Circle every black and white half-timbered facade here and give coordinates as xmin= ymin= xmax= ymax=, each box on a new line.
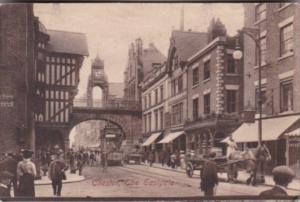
xmin=35 ymin=22 xmax=89 ymax=151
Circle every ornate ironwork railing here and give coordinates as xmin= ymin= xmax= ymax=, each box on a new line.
xmin=73 ymin=98 xmax=141 ymax=111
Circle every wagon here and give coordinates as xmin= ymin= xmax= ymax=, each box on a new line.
xmin=185 ymin=155 xmax=247 ymax=179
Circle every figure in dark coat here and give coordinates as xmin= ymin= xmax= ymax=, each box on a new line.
xmin=200 ymin=152 xmax=219 ymax=196
xmin=17 ymin=150 xmax=36 ymax=197
xmin=48 ymin=153 xmax=68 ymax=196
xmin=259 ymin=165 xmax=295 ymax=196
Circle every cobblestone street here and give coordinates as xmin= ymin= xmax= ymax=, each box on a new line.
xmin=35 ymin=165 xmax=300 ymax=197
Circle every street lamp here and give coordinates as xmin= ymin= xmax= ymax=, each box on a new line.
xmin=233 ymin=27 xmax=265 ymax=183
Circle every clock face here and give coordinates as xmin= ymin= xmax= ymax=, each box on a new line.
xmin=94 ymin=70 xmax=103 ymax=78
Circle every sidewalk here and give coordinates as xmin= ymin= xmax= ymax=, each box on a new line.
xmin=142 ymin=162 xmax=300 ymax=191
xmin=35 ymin=171 xmax=85 ymax=185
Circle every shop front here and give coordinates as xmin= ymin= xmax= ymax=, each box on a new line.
xmin=225 ymin=115 xmax=300 ymax=173
xmin=158 ymin=131 xmax=186 ymax=154
xmin=184 ymin=116 xmax=240 ymax=157
xmin=141 ymin=132 xmax=163 ymax=163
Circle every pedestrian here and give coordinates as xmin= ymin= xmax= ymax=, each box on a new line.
xmin=76 ymin=152 xmax=83 ymax=176
xmin=226 ymin=136 xmax=238 ymax=159
xmin=48 ymin=152 xmax=68 ymax=197
xmin=259 ymin=165 xmax=295 ymax=196
xmin=179 ymin=150 xmax=186 ymax=170
xmin=16 ymin=149 xmax=36 ymax=197
xmin=89 ymin=151 xmax=96 ymax=167
xmin=148 ymin=150 xmax=154 ymax=167
xmin=170 ymin=152 xmax=177 ymax=169
xmin=200 ymin=152 xmax=219 ymax=196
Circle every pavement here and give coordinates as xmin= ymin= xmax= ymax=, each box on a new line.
xmin=143 ymin=162 xmax=300 ymax=191
xmin=35 ymin=171 xmax=85 ymax=185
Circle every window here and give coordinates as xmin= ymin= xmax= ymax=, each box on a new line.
xmin=154 ymin=110 xmax=159 ymax=130
xmin=171 ymin=79 xmax=176 ymax=96
xmin=255 ymin=87 xmax=267 ymax=112
xmin=280 ymin=80 xmax=293 ymax=112
xmin=255 ymin=3 xmax=266 ymax=22
xmin=256 ymin=37 xmax=267 ymax=65
xmin=280 ymin=23 xmax=293 ymax=56
xmin=178 ymin=75 xmax=183 ymax=93
xmin=172 ymin=102 xmax=183 ymax=125
xmin=144 ymin=115 xmax=147 ymax=133
xmin=160 ymin=85 xmax=164 ymax=102
xmin=155 ymin=89 xmax=158 ymax=104
xmin=192 ymin=98 xmax=199 ymax=121
xmin=148 ymin=93 xmax=151 ymax=107
xmin=227 ymin=54 xmax=236 ymax=73
xmin=192 ymin=67 xmax=199 ymax=86
xmin=204 ymin=94 xmax=210 ymax=114
xmin=173 ymin=55 xmax=179 ymax=70
xmin=204 ymin=60 xmax=210 ymax=80
xmin=159 ymin=107 xmax=164 ymax=129
xmin=226 ymin=90 xmax=237 ymax=113
xmin=148 ymin=113 xmax=152 ymax=132
xmin=144 ymin=96 xmax=147 ymax=109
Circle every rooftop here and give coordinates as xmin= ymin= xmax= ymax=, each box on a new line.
xmin=170 ymin=30 xmax=208 ymax=62
xmin=47 ymin=29 xmax=89 ymax=56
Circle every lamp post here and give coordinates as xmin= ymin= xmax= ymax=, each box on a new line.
xmin=233 ymin=27 xmax=265 ymax=183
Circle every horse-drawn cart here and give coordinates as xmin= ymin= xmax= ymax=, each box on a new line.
xmin=185 ymin=155 xmax=248 ymax=179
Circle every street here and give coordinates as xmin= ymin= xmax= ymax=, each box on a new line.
xmin=35 ymin=164 xmax=300 ymax=197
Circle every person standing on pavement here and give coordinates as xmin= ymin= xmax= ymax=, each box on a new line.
xmin=17 ymin=149 xmax=36 ymax=197
xmin=200 ymin=152 xmax=219 ymax=196
xmin=148 ymin=150 xmax=154 ymax=167
xmin=48 ymin=152 xmax=68 ymax=197
xmin=259 ymin=165 xmax=295 ymax=196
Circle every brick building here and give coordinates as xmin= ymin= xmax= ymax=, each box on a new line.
xmin=0 ymin=4 xmax=37 ymax=153
xmin=141 ymin=64 xmax=168 ymax=162
xmin=185 ymin=19 xmax=243 ymax=156
xmin=123 ymin=40 xmax=165 ymax=103
xmin=0 ymin=4 xmax=89 ymax=156
xmin=157 ymin=29 xmax=208 ymax=153
xmin=231 ymin=3 xmax=300 ymax=172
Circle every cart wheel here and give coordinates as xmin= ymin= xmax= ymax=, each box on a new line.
xmin=186 ymin=164 xmax=194 ymax=178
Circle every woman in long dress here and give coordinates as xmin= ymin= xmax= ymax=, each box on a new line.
xmin=17 ymin=150 xmax=36 ymax=197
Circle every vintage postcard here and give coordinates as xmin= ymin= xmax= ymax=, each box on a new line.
xmin=0 ymin=1 xmax=299 ymax=201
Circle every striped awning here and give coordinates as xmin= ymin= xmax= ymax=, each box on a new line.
xmin=158 ymin=131 xmax=184 ymax=144
xmin=222 ymin=115 xmax=300 ymax=143
xmin=142 ymin=132 xmax=161 ymax=146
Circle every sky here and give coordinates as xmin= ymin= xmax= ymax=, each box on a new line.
xmin=34 ymin=3 xmax=244 ymax=99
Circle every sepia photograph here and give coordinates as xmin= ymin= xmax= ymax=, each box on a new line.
xmin=0 ymin=1 xmax=299 ymax=201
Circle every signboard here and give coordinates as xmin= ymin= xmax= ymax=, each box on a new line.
xmin=106 ymin=133 xmax=116 ymax=138
xmin=0 ymin=87 xmax=15 ymax=108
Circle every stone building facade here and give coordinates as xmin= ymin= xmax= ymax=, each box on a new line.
xmin=234 ymin=3 xmax=300 ymax=171
xmin=0 ymin=4 xmax=36 ymax=154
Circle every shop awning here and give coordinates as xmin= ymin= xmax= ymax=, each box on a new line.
xmin=142 ymin=132 xmax=161 ymax=146
xmin=223 ymin=115 xmax=300 ymax=143
xmin=286 ymin=128 xmax=300 ymax=137
xmin=158 ymin=131 xmax=184 ymax=144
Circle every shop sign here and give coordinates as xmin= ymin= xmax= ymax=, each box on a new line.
xmin=0 ymin=94 xmax=14 ymax=107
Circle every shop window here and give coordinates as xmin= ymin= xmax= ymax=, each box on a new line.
xmin=280 ymin=80 xmax=293 ymax=112
xmin=280 ymin=23 xmax=294 ymax=56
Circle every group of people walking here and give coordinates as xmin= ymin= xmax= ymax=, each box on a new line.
xmin=0 ymin=146 xmax=68 ymax=197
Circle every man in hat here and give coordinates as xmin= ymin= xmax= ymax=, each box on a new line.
xmin=259 ymin=165 xmax=295 ymax=196
xmin=200 ymin=151 xmax=219 ymax=196
xmin=17 ymin=149 xmax=36 ymax=197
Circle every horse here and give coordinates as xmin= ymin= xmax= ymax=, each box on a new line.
xmin=227 ymin=144 xmax=271 ymax=185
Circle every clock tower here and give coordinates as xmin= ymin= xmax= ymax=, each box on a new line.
xmin=87 ymin=54 xmax=109 ymax=107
